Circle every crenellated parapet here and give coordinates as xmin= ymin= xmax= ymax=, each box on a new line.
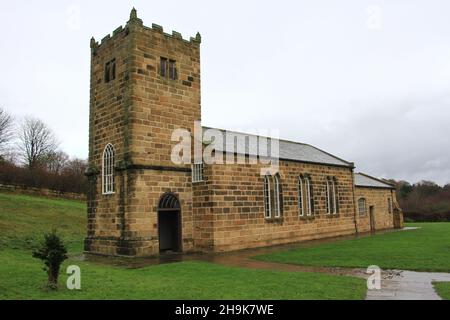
xmin=90 ymin=7 xmax=201 ymax=52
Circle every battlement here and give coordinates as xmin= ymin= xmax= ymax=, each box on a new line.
xmin=90 ymin=8 xmax=201 ymax=50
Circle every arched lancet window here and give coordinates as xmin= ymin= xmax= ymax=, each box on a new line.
xmin=304 ymin=176 xmax=314 ymax=216
xmin=263 ymin=175 xmax=271 ymax=219
xmin=326 ymin=178 xmax=331 ymax=214
xmin=358 ymin=198 xmax=366 ymax=216
xmin=102 ymin=144 xmax=115 ymax=195
xmin=298 ymin=176 xmax=304 ymax=216
xmin=273 ymin=174 xmax=282 ymax=218
xmin=326 ymin=177 xmax=339 ymax=214
xmin=263 ymin=174 xmax=282 ymax=219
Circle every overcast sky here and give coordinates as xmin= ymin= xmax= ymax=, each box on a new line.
xmin=1 ymin=0 xmax=450 ymax=185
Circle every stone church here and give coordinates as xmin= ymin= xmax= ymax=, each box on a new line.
xmin=84 ymin=9 xmax=403 ymax=257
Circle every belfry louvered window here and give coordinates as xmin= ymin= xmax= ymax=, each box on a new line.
xmin=104 ymin=58 xmax=116 ymax=83
xmin=102 ymin=144 xmax=115 ymax=195
xmin=160 ymin=57 xmax=177 ymax=80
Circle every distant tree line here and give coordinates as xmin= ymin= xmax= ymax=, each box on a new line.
xmin=388 ymin=180 xmax=450 ymax=222
xmin=0 ymin=107 xmax=87 ymax=194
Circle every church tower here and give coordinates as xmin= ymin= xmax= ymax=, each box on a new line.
xmin=85 ymin=8 xmax=202 ymax=256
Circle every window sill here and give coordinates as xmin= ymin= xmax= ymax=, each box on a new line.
xmin=157 ymin=75 xmax=178 ymax=83
xmin=265 ymin=217 xmax=283 ymax=224
xmin=102 ymin=192 xmax=115 ymax=196
xmin=299 ymin=215 xmax=315 ymax=220
xmin=325 ymin=213 xmax=340 ymax=218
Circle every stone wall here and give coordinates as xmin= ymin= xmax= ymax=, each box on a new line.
xmin=199 ymin=156 xmax=358 ymax=252
xmin=355 ymin=186 xmax=396 ymax=232
xmin=127 ymin=20 xmax=201 ymax=168
xmin=0 ymin=184 xmax=85 ymax=201
xmin=85 ymin=11 xmax=201 ymax=257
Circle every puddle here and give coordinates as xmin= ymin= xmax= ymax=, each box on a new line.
xmin=80 ymin=227 xmax=450 ymax=300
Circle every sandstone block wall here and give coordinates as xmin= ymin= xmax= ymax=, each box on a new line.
xmin=201 ymin=156 xmax=358 ymax=252
xmin=355 ymin=186 xmax=396 ymax=233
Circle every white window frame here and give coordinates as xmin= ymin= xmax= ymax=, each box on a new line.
xmin=326 ymin=177 xmax=338 ymax=215
xmin=263 ymin=175 xmax=272 ymax=219
xmin=332 ymin=179 xmax=337 ymax=214
xmin=102 ymin=143 xmax=115 ymax=195
xmin=273 ymin=175 xmax=281 ymax=218
xmin=192 ymin=163 xmax=203 ymax=183
xmin=298 ymin=176 xmax=304 ymax=216
xmin=305 ymin=177 xmax=312 ymax=216
xmin=358 ymin=198 xmax=366 ymax=216
xmin=326 ymin=179 xmax=332 ymax=214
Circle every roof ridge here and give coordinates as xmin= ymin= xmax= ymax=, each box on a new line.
xmin=201 ymin=126 xmax=353 ymax=166
xmin=355 ymin=172 xmax=396 ymax=188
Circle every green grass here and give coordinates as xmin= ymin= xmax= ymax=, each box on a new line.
xmin=0 ymin=193 xmax=86 ymax=252
xmin=255 ymin=223 xmax=450 ymax=272
xmin=0 ymin=192 xmax=366 ymax=300
xmin=0 ymin=249 xmax=365 ymax=300
xmin=434 ymin=282 xmax=450 ymax=300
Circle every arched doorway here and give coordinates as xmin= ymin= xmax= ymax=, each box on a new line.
xmin=157 ymin=193 xmax=182 ymax=253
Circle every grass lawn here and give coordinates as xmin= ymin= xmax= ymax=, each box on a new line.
xmin=0 ymin=193 xmax=86 ymax=252
xmin=255 ymin=223 xmax=450 ymax=272
xmin=0 ymin=192 xmax=366 ymax=300
xmin=0 ymin=249 xmax=365 ymax=300
xmin=434 ymin=282 xmax=450 ymax=300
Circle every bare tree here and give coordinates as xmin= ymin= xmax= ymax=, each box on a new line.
xmin=63 ymin=157 xmax=88 ymax=176
xmin=18 ymin=117 xmax=59 ymax=169
xmin=44 ymin=151 xmax=69 ymax=174
xmin=0 ymin=107 xmax=14 ymax=156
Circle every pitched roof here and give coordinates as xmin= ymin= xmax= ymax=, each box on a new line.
xmin=202 ymin=127 xmax=353 ymax=167
xmin=354 ymin=172 xmax=395 ymax=189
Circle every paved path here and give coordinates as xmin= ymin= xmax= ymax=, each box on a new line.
xmin=195 ymin=252 xmax=450 ymax=300
xmin=366 ymin=270 xmax=450 ymax=300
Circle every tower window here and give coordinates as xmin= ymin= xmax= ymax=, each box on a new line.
xmin=192 ymin=163 xmax=203 ymax=183
xmin=104 ymin=59 xmax=116 ymax=83
xmin=160 ymin=57 xmax=167 ymax=77
xmin=102 ymin=144 xmax=115 ymax=195
xmin=160 ymin=57 xmax=177 ymax=80
xmin=169 ymin=60 xmax=177 ymax=80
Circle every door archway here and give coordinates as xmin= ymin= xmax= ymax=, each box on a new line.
xmin=157 ymin=193 xmax=182 ymax=253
